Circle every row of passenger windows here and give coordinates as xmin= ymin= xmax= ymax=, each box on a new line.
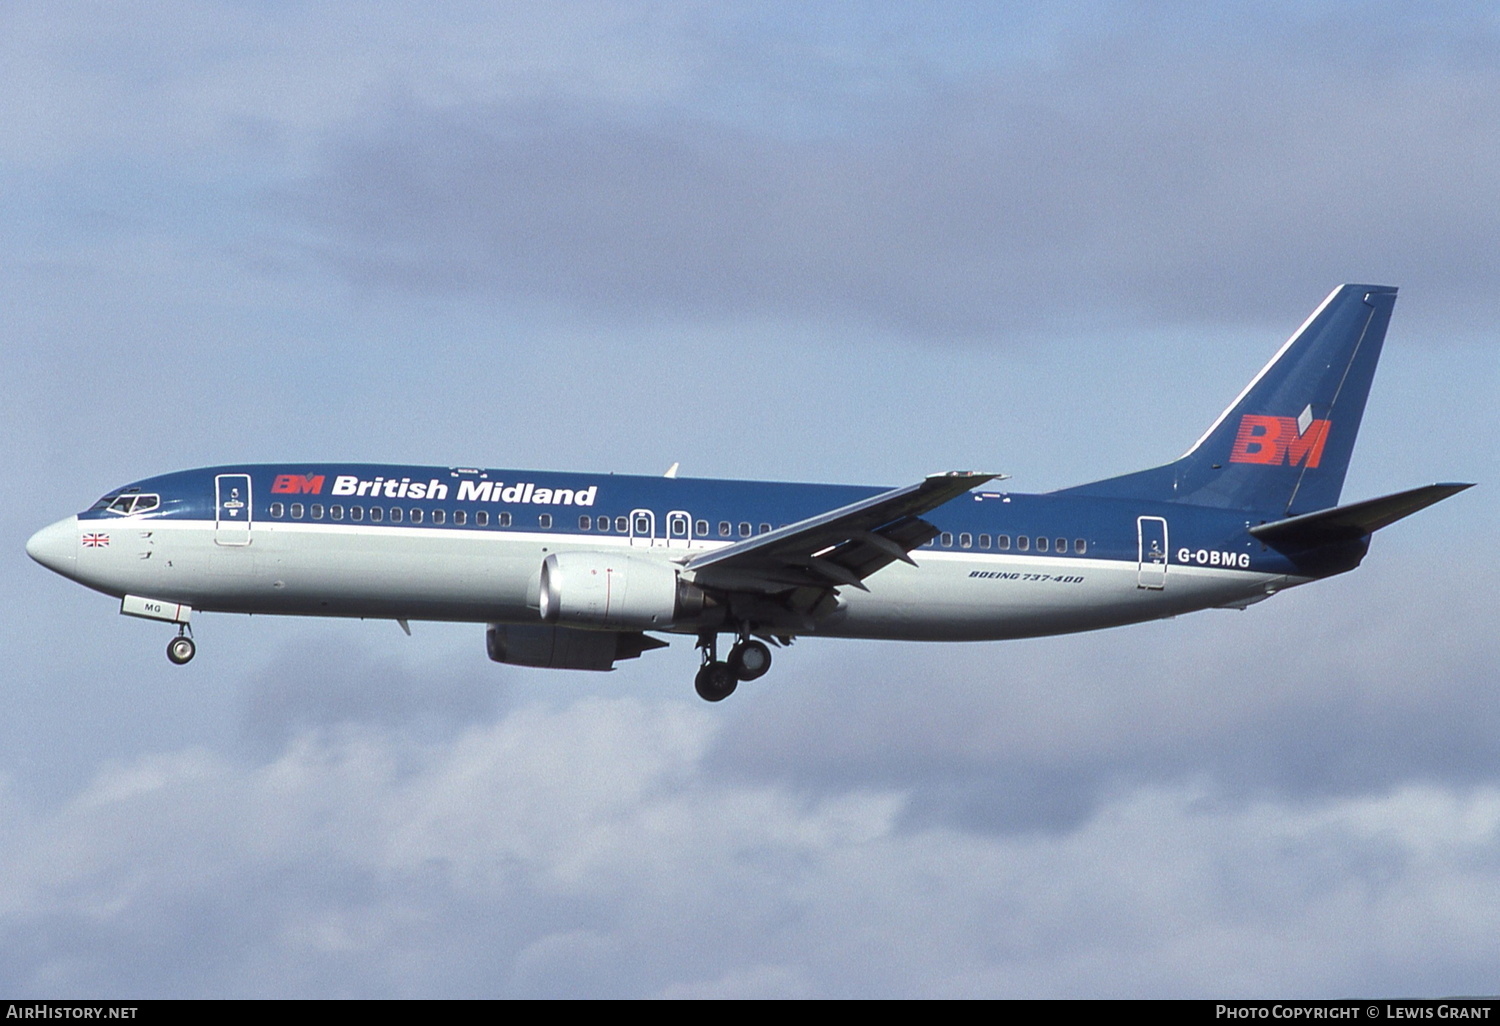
xmin=269 ymin=503 xmax=514 ymax=527
xmin=267 ymin=504 xmax=1079 ymax=553
xmin=932 ymin=532 xmax=1087 ymax=554
xmin=269 ymin=503 xmax=784 ymax=537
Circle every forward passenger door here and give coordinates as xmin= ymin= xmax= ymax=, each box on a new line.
xmin=215 ymin=474 xmax=253 ymax=546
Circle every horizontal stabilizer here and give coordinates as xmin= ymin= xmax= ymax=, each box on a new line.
xmin=1248 ymin=482 xmax=1472 ymax=549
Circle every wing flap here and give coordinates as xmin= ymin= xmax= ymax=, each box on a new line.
xmin=687 ymin=471 xmax=998 ymax=594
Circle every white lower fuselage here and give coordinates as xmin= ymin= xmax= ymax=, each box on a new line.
xmin=53 ymin=515 xmax=1300 ymax=643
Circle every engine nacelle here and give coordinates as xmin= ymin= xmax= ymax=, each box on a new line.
xmin=538 ymin=551 xmax=706 ymax=629
xmin=486 ymin=623 xmax=666 ymax=671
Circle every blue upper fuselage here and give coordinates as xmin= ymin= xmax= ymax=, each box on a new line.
xmin=78 ymin=463 xmax=1353 ymax=580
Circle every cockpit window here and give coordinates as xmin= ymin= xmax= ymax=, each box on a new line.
xmin=104 ymin=493 xmax=160 ymax=515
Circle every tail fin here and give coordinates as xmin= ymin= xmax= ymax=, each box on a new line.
xmin=1057 ymin=284 xmax=1397 ymax=515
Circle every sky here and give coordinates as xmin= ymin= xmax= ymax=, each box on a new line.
xmin=3 ymin=0 xmax=1498 ymax=998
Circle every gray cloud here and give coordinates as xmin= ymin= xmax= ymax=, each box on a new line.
xmin=238 ymin=636 xmax=505 ymax=755
xmin=706 ymin=550 xmax=1500 ymax=835
xmin=292 ymin=15 xmax=1500 ymax=339
xmin=2 ymin=695 xmax=1498 ymax=997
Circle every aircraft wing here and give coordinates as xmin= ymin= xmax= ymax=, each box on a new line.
xmin=684 ymin=471 xmax=1000 ymax=594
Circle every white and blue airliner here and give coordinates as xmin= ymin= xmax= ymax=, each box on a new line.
xmin=27 ymin=286 xmax=1470 ymax=700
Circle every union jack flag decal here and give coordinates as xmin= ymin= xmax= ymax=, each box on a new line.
xmin=82 ymin=533 xmax=109 ymax=547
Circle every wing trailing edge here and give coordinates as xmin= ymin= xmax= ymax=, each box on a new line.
xmin=686 ymin=470 xmax=1001 ymax=594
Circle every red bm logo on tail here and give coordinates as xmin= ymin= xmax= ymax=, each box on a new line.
xmin=271 ymin=473 xmax=326 ymax=494
xmin=1228 ymin=415 xmax=1330 ymax=468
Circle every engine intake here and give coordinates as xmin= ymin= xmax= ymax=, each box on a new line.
xmin=539 ymin=551 xmax=706 ymax=629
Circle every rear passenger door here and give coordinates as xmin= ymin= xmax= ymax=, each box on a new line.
xmin=1136 ymin=516 xmax=1167 ymax=589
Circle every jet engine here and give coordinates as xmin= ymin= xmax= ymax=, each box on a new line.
xmin=538 ymin=551 xmax=707 ymax=630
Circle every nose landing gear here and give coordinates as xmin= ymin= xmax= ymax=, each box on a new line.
xmin=166 ymin=625 xmax=196 ymax=665
xmin=693 ymin=631 xmax=775 ymax=701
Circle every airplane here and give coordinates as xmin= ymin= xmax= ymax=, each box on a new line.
xmin=27 ymin=285 xmax=1471 ymax=701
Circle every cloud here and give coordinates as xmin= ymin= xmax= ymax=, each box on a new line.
xmin=2 ymin=693 xmax=1499 ymax=997
xmin=706 ymin=549 xmax=1500 ymax=835
xmin=289 ymin=12 xmax=1500 ymax=339
xmin=238 ymin=636 xmax=504 ymax=754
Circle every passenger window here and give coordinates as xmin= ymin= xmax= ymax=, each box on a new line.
xmin=539 ymin=514 xmax=553 ymax=529
xmin=1036 ymin=536 xmax=1047 ymax=552
xmin=432 ymin=509 xmax=445 ymax=525
xmin=612 ymin=516 xmax=625 ymax=533
xmin=997 ymin=534 xmax=1010 ymax=550
xmin=696 ymin=520 xmax=709 ymax=537
xmin=718 ymin=521 xmax=731 ymax=537
xmin=634 ymin=514 xmax=650 ymax=535
xmin=351 ymin=507 xmax=364 ymax=521
xmin=1016 ymin=536 xmax=1028 ymax=551
xmin=759 ymin=523 xmax=771 ymax=534
xmin=1056 ymin=538 xmax=1066 ymax=553
xmin=979 ymin=534 xmax=991 ymax=549
xmin=369 ymin=507 xmax=382 ymax=523
xmin=410 ymin=508 xmax=423 ymax=524
xmin=475 ymin=511 xmax=488 ymax=526
xmin=1074 ymin=538 xmax=1087 ymax=554
xmin=390 ymin=507 xmax=402 ymax=523
xmin=941 ymin=532 xmax=953 ymax=547
xmin=330 ymin=505 xmax=344 ymax=521
xmin=310 ymin=504 xmax=323 ymax=520
xmin=738 ymin=522 xmax=751 ymax=538
xmin=290 ymin=503 xmax=304 ymax=519
xmin=579 ymin=515 xmax=591 ymax=530
xmin=499 ymin=512 xmax=512 ymax=527
xmin=453 ymin=510 xmax=466 ymax=525
xmin=598 ymin=517 xmax=609 ymax=532
xmin=959 ymin=533 xmax=973 ymax=549
xmin=270 ymin=502 xmax=285 ymax=518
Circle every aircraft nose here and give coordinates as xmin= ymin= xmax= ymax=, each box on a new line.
xmin=26 ymin=517 xmax=78 ymax=576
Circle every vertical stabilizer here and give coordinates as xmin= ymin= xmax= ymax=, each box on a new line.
xmin=1057 ymin=285 xmax=1397 ymax=515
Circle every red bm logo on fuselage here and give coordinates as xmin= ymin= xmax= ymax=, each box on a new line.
xmin=271 ymin=473 xmax=326 ymax=494
xmin=1228 ymin=415 xmax=1331 ymax=468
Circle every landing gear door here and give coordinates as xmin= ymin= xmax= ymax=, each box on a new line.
xmin=1137 ymin=515 xmax=1167 ymax=589
xmin=629 ymin=508 xmax=656 ymax=548
xmin=215 ymin=474 xmax=253 ymax=546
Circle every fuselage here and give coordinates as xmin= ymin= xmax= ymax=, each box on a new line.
xmin=27 ymin=462 xmax=1317 ymax=643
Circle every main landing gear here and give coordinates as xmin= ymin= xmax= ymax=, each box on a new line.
xmin=694 ymin=631 xmax=774 ymax=702
xmin=166 ymin=625 xmax=196 ymax=665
